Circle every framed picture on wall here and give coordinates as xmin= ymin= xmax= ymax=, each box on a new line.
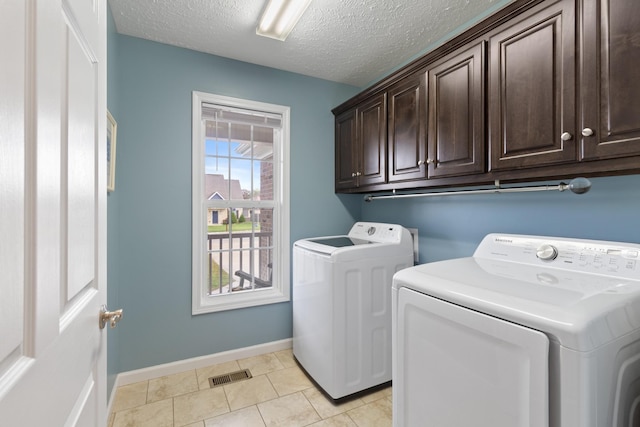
xmin=107 ymin=110 xmax=117 ymax=192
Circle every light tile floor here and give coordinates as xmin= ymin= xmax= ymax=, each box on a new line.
xmin=108 ymin=349 xmax=392 ymax=427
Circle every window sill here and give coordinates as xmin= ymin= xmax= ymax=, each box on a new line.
xmin=192 ymin=287 xmax=290 ymax=314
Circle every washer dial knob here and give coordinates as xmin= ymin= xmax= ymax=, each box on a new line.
xmin=536 ymin=244 xmax=558 ymax=261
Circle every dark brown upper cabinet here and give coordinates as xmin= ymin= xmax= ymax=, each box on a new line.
xmin=332 ymin=0 xmax=640 ymax=193
xmin=488 ymin=0 xmax=576 ymax=172
xmin=334 ymin=93 xmax=387 ymax=191
xmin=427 ymin=42 xmax=486 ymax=178
xmin=335 ymin=108 xmax=357 ymax=190
xmin=388 ymin=75 xmax=425 ymax=182
xmin=580 ymin=0 xmax=640 ymax=160
xmin=358 ymin=93 xmax=387 ymax=186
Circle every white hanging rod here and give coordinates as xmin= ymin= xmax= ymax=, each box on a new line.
xmin=363 ymin=177 xmax=592 ymax=202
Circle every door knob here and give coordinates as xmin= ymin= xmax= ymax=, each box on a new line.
xmin=99 ymin=305 xmax=123 ymax=329
xmin=561 ymin=132 xmax=572 ymax=141
xmin=581 ymin=128 xmax=594 ymax=137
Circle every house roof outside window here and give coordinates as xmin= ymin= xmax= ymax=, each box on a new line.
xmin=205 ymin=174 xmax=244 ymax=200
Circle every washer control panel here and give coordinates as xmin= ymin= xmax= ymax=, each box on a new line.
xmin=475 ymin=234 xmax=640 ymax=279
xmin=348 ymin=222 xmax=407 ymax=243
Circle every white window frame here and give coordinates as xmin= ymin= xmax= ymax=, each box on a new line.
xmin=191 ymin=91 xmax=290 ymax=314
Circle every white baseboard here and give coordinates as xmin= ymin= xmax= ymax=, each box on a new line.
xmin=107 ymin=338 xmax=292 ymax=411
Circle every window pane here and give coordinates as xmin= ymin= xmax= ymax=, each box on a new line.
xmin=206 ymin=243 xmax=227 ymax=295
xmin=257 ymin=248 xmax=273 ymax=287
xmin=258 ymin=160 xmax=274 ymax=201
xmin=205 ymin=121 xmax=226 ymax=140
xmin=229 ymin=124 xmax=253 ymax=158
xmin=260 ymin=208 xmax=274 ymax=241
xmin=233 ymin=249 xmax=253 ymax=291
xmin=204 ymin=173 xmax=230 ymax=200
xmin=206 ymin=206 xmax=273 ymax=295
xmin=229 ymin=158 xmax=252 ymax=199
xmin=205 ymin=137 xmax=231 ymax=158
xmin=204 ymin=157 xmax=230 ymax=180
xmin=252 ymin=138 xmax=273 ymax=159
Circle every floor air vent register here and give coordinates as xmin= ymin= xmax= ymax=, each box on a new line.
xmin=208 ymin=369 xmax=252 ymax=388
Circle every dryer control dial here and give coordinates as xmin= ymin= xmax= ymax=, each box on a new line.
xmin=536 ymin=244 xmax=558 ymax=261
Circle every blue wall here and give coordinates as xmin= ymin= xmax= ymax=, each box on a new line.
xmin=107 ymin=2 xmax=640 ymax=381
xmin=361 ymin=175 xmax=640 ymax=263
xmin=108 ymin=31 xmax=360 ymax=373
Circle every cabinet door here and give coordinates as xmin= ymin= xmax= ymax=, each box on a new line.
xmin=358 ymin=93 xmax=387 ymax=186
xmin=388 ymin=75 xmax=425 ymax=182
xmin=335 ymin=108 xmax=357 ymax=190
xmin=427 ymin=42 xmax=485 ymax=178
xmin=580 ymin=0 xmax=640 ymax=160
xmin=488 ymin=0 xmax=576 ymax=171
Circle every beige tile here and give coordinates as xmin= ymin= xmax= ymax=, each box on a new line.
xmin=346 ymin=397 xmax=392 ymax=427
xmin=274 ymin=349 xmax=297 ymax=368
xmin=173 ymin=387 xmax=230 ymax=426
xmin=257 ymin=391 xmax=321 ymax=427
xmin=238 ymin=352 xmax=284 ymax=376
xmin=224 ymin=374 xmax=278 ymax=411
xmin=205 ymin=405 xmax=266 ymax=427
xmin=267 ymin=366 xmax=314 ymax=396
xmin=196 ymin=360 xmax=242 ymax=390
xmin=147 ymin=370 xmax=199 ymax=403
xmin=110 ymin=351 xmax=393 ymax=427
xmin=111 ymin=381 xmax=149 ymax=412
xmin=308 ymin=413 xmax=358 ymax=427
xmin=303 ymin=387 xmax=365 ymax=419
xmin=107 ymin=411 xmax=115 ymax=427
xmin=361 ymin=386 xmax=392 ymax=404
xmin=112 ymin=399 xmax=173 ymax=427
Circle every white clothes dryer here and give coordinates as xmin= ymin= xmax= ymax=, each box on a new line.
xmin=393 ymin=233 xmax=640 ymax=427
xmin=293 ymin=222 xmax=414 ymax=400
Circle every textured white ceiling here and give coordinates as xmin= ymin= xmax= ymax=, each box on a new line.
xmin=109 ymin=0 xmax=510 ymax=87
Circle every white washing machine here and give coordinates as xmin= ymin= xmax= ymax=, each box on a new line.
xmin=293 ymin=222 xmax=414 ymax=400
xmin=393 ymin=233 xmax=640 ymax=427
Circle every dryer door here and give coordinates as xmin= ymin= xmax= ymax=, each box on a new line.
xmin=394 ymin=287 xmax=549 ymax=427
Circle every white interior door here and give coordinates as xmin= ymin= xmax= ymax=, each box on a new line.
xmin=0 ymin=0 xmax=108 ymax=426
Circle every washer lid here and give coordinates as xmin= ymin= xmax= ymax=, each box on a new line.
xmin=305 ymin=236 xmax=367 ymax=248
xmin=293 ymin=222 xmax=414 ymax=260
xmin=294 ymin=236 xmax=412 ymax=261
xmin=393 ymin=234 xmax=640 ymax=352
xmin=294 ymin=235 xmax=373 ymax=255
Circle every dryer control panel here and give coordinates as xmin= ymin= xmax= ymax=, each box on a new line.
xmin=475 ymin=234 xmax=640 ymax=280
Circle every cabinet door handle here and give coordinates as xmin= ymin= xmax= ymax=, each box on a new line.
xmin=418 ymin=159 xmax=435 ymax=166
xmin=561 ymin=132 xmax=573 ymax=141
xmin=351 ymin=172 xmax=356 ymax=177
xmin=581 ymin=128 xmax=594 ymax=137
xmin=356 ymin=171 xmax=362 ymax=176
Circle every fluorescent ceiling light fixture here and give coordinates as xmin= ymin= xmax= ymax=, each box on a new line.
xmin=256 ymin=0 xmax=313 ymax=41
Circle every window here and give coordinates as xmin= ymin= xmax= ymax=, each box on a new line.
xmin=192 ymin=92 xmax=290 ymax=313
